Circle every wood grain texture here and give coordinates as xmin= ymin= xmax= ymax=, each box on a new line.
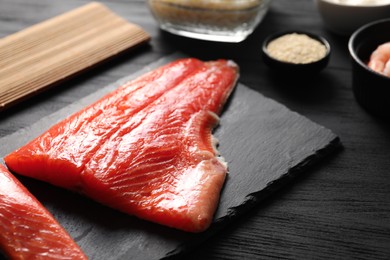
xmin=0 ymin=2 xmax=150 ymax=112
xmin=1 ymin=0 xmax=390 ymax=259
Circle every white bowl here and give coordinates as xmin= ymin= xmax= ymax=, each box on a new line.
xmin=316 ymin=0 xmax=390 ymax=35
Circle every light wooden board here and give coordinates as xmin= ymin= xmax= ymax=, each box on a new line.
xmin=0 ymin=2 xmax=150 ymax=111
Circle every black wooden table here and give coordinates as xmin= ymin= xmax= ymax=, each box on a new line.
xmin=1 ymin=0 xmax=389 ymax=259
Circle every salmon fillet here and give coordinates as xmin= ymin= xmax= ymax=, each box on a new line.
xmin=5 ymin=58 xmax=239 ymax=232
xmin=0 ymin=164 xmax=87 ymax=259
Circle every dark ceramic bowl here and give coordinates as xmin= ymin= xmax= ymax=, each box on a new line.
xmin=348 ymin=18 xmax=390 ymax=119
xmin=262 ymin=30 xmax=331 ymax=76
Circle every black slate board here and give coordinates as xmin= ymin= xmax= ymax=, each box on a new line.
xmin=0 ymin=55 xmax=340 ymax=260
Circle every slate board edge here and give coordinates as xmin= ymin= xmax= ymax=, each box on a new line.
xmin=0 ymin=53 xmax=343 ymax=260
xmin=163 ymin=136 xmax=342 ymax=259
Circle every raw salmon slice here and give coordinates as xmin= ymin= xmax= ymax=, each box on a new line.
xmin=0 ymin=164 xmax=87 ymax=259
xmin=5 ymin=58 xmax=239 ymax=232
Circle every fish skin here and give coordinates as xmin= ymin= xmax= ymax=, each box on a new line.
xmin=0 ymin=164 xmax=87 ymax=259
xmin=5 ymin=58 xmax=239 ymax=233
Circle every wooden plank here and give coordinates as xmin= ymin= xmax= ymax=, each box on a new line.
xmin=0 ymin=2 xmax=150 ymax=111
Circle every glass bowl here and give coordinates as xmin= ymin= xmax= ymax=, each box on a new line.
xmin=147 ymin=0 xmax=272 ymax=43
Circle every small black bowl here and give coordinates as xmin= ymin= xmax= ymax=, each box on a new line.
xmin=262 ymin=30 xmax=331 ymax=76
xmin=348 ymin=18 xmax=390 ymax=120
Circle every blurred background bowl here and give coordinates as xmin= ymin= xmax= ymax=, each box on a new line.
xmin=316 ymin=0 xmax=390 ymax=36
xmin=148 ymin=0 xmax=272 ymax=42
xmin=262 ymin=30 xmax=331 ymax=76
xmin=348 ymin=18 xmax=390 ymax=119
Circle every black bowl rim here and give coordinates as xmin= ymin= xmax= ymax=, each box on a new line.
xmin=348 ymin=18 xmax=390 ymax=80
xmin=262 ymin=30 xmax=331 ymax=67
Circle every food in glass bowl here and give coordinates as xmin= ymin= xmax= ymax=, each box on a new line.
xmin=148 ymin=0 xmax=272 ymax=42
